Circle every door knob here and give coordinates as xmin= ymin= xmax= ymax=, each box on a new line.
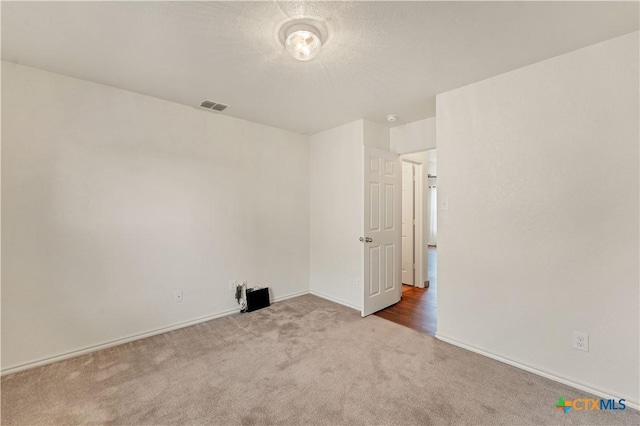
xmin=360 ymin=237 xmax=373 ymax=243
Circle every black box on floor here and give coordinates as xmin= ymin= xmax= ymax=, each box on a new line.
xmin=246 ymin=287 xmax=270 ymax=312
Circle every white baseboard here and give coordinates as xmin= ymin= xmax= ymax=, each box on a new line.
xmin=436 ymin=333 xmax=639 ymax=411
xmin=1 ymin=289 xmax=311 ymax=376
xmin=309 ymin=290 xmax=360 ymax=312
xmin=272 ymin=289 xmax=309 ymax=303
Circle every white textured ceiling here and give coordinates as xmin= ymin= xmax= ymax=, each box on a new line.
xmin=2 ymin=1 xmax=638 ymax=135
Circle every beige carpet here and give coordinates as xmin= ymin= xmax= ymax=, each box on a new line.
xmin=1 ymin=294 xmax=638 ymax=425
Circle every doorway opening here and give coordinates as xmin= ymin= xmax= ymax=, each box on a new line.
xmin=375 ymin=149 xmax=437 ymax=335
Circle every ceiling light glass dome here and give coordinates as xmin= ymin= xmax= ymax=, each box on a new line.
xmin=285 ymin=24 xmax=322 ymax=61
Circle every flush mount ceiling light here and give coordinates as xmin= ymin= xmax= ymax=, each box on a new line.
xmin=386 ymin=115 xmax=398 ymax=122
xmin=285 ymin=24 xmax=322 ymax=61
xmin=277 ymin=18 xmax=329 ymax=62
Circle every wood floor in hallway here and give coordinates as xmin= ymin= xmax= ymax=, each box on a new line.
xmin=374 ymin=247 xmax=437 ymax=335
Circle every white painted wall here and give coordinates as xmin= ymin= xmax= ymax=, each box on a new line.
xmin=1 ymin=62 xmax=310 ymax=371
xmin=436 ymin=33 xmax=639 ymax=404
xmin=363 ymin=119 xmax=390 ymax=151
xmin=390 ymin=117 xmax=436 ymax=155
xmin=309 ymin=121 xmax=365 ymax=309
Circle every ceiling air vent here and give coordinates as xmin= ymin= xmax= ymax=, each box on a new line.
xmin=199 ymin=100 xmax=228 ymax=112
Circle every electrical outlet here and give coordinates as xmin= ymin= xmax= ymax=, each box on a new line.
xmin=356 ymin=278 xmax=361 ymax=288
xmin=174 ymin=290 xmax=183 ymax=303
xmin=572 ymin=331 xmax=589 ymax=352
xmin=229 ymin=280 xmax=237 ymax=291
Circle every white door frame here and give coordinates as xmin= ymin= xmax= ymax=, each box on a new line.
xmin=401 ymin=161 xmax=416 ymax=286
xmin=400 ymin=157 xmax=425 ymax=289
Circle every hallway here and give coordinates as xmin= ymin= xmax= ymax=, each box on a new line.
xmin=374 ymin=247 xmax=437 ymax=335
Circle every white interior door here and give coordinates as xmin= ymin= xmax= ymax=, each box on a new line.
xmin=401 ymin=162 xmax=415 ymax=285
xmin=362 ymin=147 xmax=401 ymax=317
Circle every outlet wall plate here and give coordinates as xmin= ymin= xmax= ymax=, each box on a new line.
xmin=174 ymin=290 xmax=183 ymax=303
xmin=572 ymin=331 xmax=589 ymax=352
